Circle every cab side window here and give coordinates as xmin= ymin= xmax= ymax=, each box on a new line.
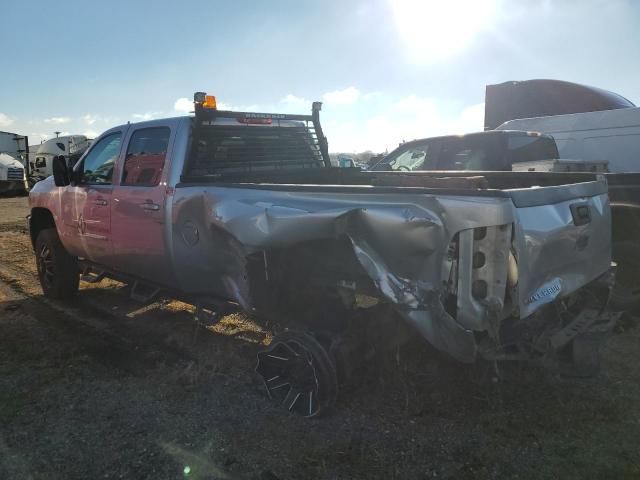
xmin=78 ymin=133 xmax=122 ymax=184
xmin=122 ymin=127 xmax=170 ymax=186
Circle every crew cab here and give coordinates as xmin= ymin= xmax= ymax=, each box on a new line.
xmin=29 ymin=93 xmax=616 ymax=417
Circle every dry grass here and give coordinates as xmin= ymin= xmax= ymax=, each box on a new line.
xmin=1 ymin=196 xmax=640 ymax=479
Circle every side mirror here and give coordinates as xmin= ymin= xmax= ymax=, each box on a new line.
xmin=52 ymin=155 xmax=71 ymax=186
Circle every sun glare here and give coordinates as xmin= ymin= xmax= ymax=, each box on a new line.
xmin=390 ymin=0 xmax=498 ymax=64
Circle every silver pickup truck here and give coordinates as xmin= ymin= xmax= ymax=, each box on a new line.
xmin=29 ymin=93 xmax=615 ymax=417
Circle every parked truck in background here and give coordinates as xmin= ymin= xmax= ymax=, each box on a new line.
xmin=29 ymin=135 xmax=92 ymax=186
xmin=369 ymin=130 xmax=560 ymax=172
xmin=29 ymin=93 xmax=616 ymax=416
xmin=0 ymin=131 xmax=29 ymax=194
xmin=0 ymin=152 xmax=28 ymax=194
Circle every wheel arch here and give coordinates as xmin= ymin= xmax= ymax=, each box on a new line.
xmin=29 ymin=207 xmax=56 ymax=249
xmin=611 ymin=203 xmax=640 ymax=243
xmin=246 ymin=236 xmax=377 ymax=332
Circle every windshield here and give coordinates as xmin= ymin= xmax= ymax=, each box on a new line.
xmin=372 ymin=142 xmax=431 ymax=171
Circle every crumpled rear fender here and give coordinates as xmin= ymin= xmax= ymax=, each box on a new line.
xmin=170 ymin=186 xmax=516 ymax=362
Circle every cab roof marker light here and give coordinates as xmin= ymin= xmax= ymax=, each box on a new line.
xmin=203 ymin=95 xmax=217 ymax=109
xmin=193 ymin=91 xmax=216 ymax=110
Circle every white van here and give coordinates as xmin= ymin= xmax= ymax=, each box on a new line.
xmin=496 ymin=107 xmax=640 ymax=173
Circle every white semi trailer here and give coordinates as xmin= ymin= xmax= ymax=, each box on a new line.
xmin=0 ymin=153 xmax=27 ymax=194
xmin=0 ymin=131 xmax=29 ymax=194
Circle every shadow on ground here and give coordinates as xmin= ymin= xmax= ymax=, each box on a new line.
xmin=1 ymin=286 xmax=640 ymax=479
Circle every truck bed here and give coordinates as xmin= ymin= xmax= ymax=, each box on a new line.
xmin=179 ymin=169 xmax=607 ymax=208
xmin=171 ymin=170 xmax=610 ymax=362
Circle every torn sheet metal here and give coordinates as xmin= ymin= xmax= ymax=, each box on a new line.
xmin=170 ymin=184 xmax=610 ymax=363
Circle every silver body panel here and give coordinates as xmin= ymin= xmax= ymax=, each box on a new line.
xmin=168 ymin=181 xmax=610 ymax=362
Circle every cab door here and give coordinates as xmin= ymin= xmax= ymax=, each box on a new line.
xmin=111 ymin=125 xmax=175 ymax=285
xmin=60 ymin=131 xmax=124 ymax=265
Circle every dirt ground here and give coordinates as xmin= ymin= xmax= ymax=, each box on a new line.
xmin=1 ymin=196 xmax=640 ymax=480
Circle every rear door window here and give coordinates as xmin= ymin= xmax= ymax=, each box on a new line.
xmin=507 ymin=135 xmax=559 ymax=164
xmin=437 ymin=139 xmax=489 ymax=170
xmin=122 ymin=127 xmax=170 ymax=186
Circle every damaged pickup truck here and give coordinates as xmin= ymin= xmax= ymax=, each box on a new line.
xmin=29 ymin=93 xmax=616 ymax=417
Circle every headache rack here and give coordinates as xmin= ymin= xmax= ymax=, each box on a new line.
xmin=182 ymin=101 xmax=331 ymax=181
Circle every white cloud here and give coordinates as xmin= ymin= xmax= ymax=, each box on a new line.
xmin=362 ymin=91 xmax=383 ymax=102
xmin=280 ymin=94 xmax=307 ymax=108
xmin=391 ymin=0 xmax=499 ymax=64
xmin=217 ymin=102 xmax=239 ymax=111
xmin=44 ymin=116 xmax=71 ymax=125
xmin=132 ymin=112 xmax=162 ymax=121
xmin=324 ymin=93 xmax=485 ymax=153
xmin=30 ymin=133 xmax=51 ymax=142
xmin=395 ymin=95 xmax=438 ymax=113
xmin=323 ymin=87 xmax=361 ymax=105
xmin=82 ymin=114 xmax=98 ymax=125
xmin=0 ymin=113 xmax=14 ymax=128
xmin=174 ymin=97 xmax=193 ymax=113
xmin=83 ymin=130 xmax=99 ymax=139
xmin=31 ymin=131 xmax=70 ymax=142
xmin=456 ymin=102 xmax=485 ymax=132
xmin=170 ymin=90 xmax=484 ymax=154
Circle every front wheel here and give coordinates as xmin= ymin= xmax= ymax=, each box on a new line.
xmin=35 ymin=228 xmax=79 ymax=300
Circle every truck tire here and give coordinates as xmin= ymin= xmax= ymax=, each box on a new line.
xmin=255 ymin=331 xmax=338 ymax=418
xmin=35 ymin=228 xmax=79 ymax=300
xmin=610 ymin=240 xmax=640 ymax=311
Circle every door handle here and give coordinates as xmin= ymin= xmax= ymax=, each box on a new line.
xmin=93 ymin=198 xmax=108 ymax=206
xmin=139 ymin=202 xmax=160 ymax=211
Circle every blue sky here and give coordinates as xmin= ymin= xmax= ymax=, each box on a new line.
xmin=1 ymin=0 xmax=639 ymax=152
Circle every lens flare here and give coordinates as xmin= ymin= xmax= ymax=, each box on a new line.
xmin=390 ymin=0 xmax=498 ymax=64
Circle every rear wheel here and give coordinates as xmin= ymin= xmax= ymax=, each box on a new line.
xmin=35 ymin=228 xmax=79 ymax=300
xmin=256 ymin=331 xmax=337 ymax=418
xmin=610 ymin=241 xmax=640 ymax=311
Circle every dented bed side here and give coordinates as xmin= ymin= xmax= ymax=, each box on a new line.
xmin=168 ymin=177 xmax=611 ymax=362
